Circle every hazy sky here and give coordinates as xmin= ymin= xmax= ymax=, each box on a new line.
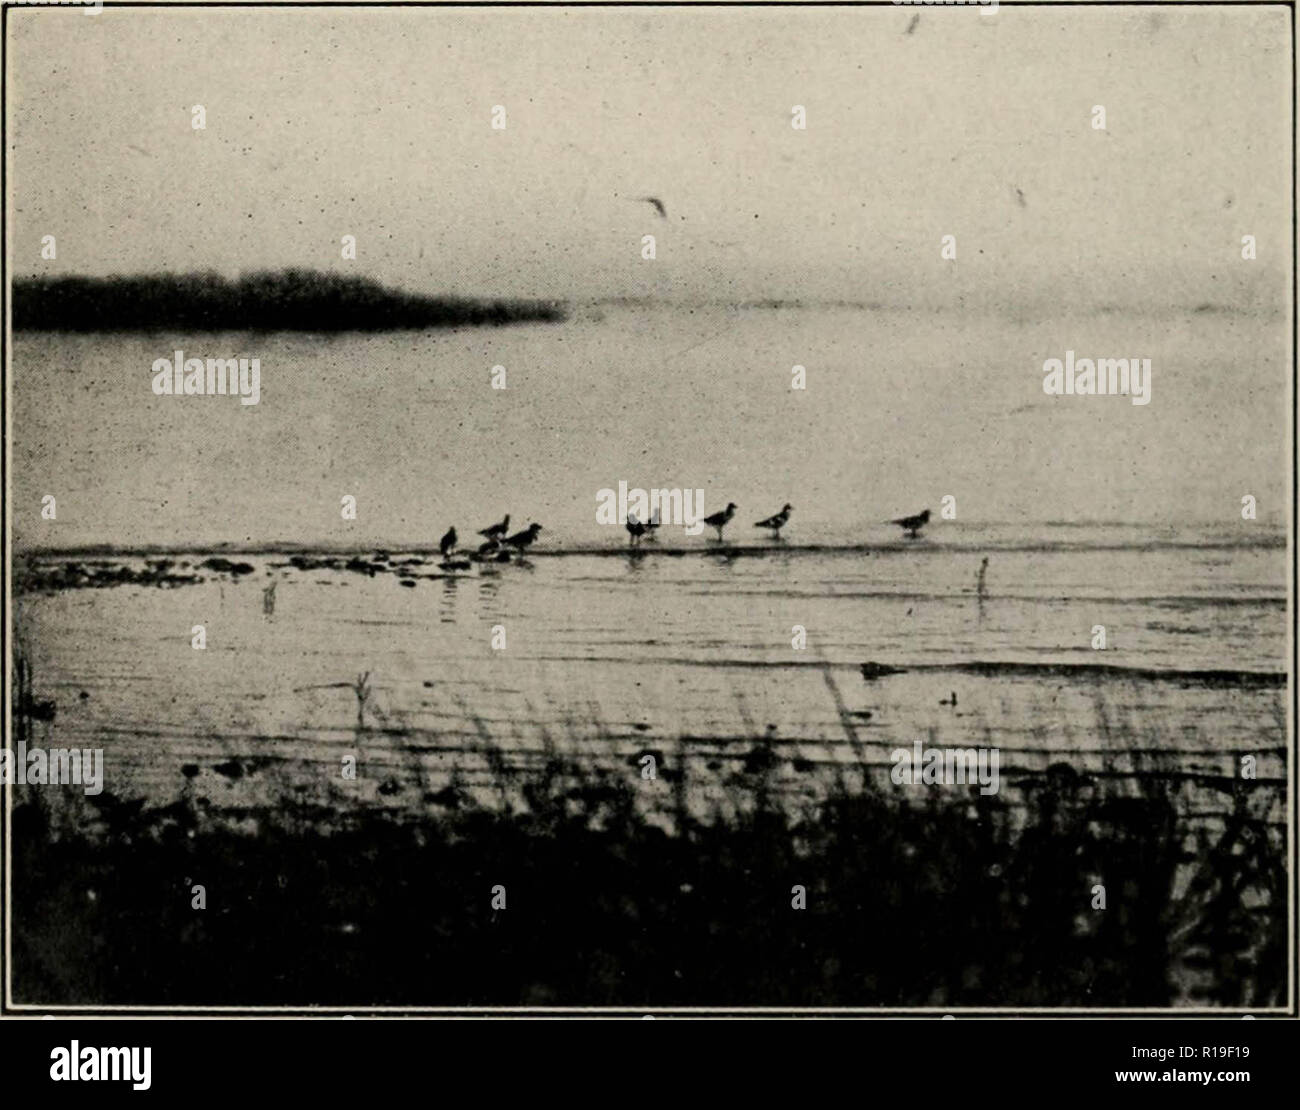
xmin=8 ymin=4 xmax=1291 ymax=306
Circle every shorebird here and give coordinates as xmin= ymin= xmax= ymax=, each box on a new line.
xmin=505 ymin=523 xmax=543 ymax=553
xmin=644 ymin=509 xmax=661 ymax=541
xmin=626 ymin=513 xmax=647 ymax=546
xmin=755 ymin=504 xmax=793 ymax=539
xmin=703 ymin=502 xmax=737 ymax=541
xmin=439 ymin=526 xmax=458 ymax=557
xmin=890 ymin=508 xmax=931 ymax=538
xmin=478 ymin=514 xmax=510 ymax=541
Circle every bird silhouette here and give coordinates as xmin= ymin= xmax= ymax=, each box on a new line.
xmin=755 ymin=504 xmax=793 ymax=539
xmin=439 ymin=527 xmax=458 ymax=557
xmin=703 ymin=502 xmax=737 ymax=541
xmin=626 ymin=513 xmax=647 ymax=546
xmin=634 ymin=196 xmax=667 ymax=219
xmin=478 ymin=514 xmax=510 ymax=541
xmin=890 ymin=508 xmax=931 ymax=538
xmin=505 ymin=523 xmax=543 ymax=553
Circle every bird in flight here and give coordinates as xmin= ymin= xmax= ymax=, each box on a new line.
xmin=634 ymin=196 xmax=667 ymax=219
xmin=755 ymin=504 xmax=793 ymax=539
xmin=890 ymin=509 xmax=931 ymax=538
xmin=703 ymin=502 xmax=737 ymax=542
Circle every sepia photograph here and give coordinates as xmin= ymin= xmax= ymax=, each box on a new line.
xmin=2 ymin=0 xmax=1294 ymax=1030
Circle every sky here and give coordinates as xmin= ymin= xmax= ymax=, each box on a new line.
xmin=7 ymin=4 xmax=1292 ymax=308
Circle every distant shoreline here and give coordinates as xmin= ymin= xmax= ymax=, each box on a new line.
xmin=8 ymin=279 xmax=1279 ymax=327
xmin=11 ymin=270 xmax=567 ymax=332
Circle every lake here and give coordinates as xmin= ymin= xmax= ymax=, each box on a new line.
xmin=8 ymin=304 xmax=1290 ymax=1008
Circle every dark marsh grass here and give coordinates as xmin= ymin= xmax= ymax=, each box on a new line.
xmin=10 ymin=696 xmax=1285 ymax=1009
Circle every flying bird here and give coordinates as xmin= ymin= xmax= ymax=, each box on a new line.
xmin=439 ymin=527 xmax=458 ymax=557
xmin=634 ymin=196 xmax=667 ymax=219
xmin=890 ymin=509 xmax=931 ymax=538
xmin=703 ymin=502 xmax=737 ymax=542
xmin=755 ymin=504 xmax=793 ymax=539
xmin=478 ymin=514 xmax=510 ymax=541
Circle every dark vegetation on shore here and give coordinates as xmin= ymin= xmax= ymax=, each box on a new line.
xmin=12 ymin=735 xmax=1284 ymax=1008
xmin=13 ymin=551 xmax=500 ymax=595
xmin=12 ymin=555 xmax=264 ymax=594
xmin=12 ymin=270 xmax=567 ymax=331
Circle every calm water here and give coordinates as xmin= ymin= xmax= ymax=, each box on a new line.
xmin=13 ymin=528 xmax=1287 ymax=825
xmin=11 ymin=303 xmax=1289 ymax=550
xmin=10 ymin=304 xmax=1290 ymax=825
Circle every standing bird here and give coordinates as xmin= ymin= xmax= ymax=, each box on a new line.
xmin=703 ymin=502 xmax=737 ymax=541
xmin=440 ymin=527 xmax=458 ymax=558
xmin=644 ymin=508 xmax=661 ymax=541
xmin=890 ymin=509 xmax=931 ymax=538
xmin=626 ymin=513 xmax=647 ymax=546
xmin=479 ymin=514 xmax=510 ymax=542
xmin=755 ymin=504 xmax=793 ymax=539
xmin=505 ymin=522 xmax=543 ymax=553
